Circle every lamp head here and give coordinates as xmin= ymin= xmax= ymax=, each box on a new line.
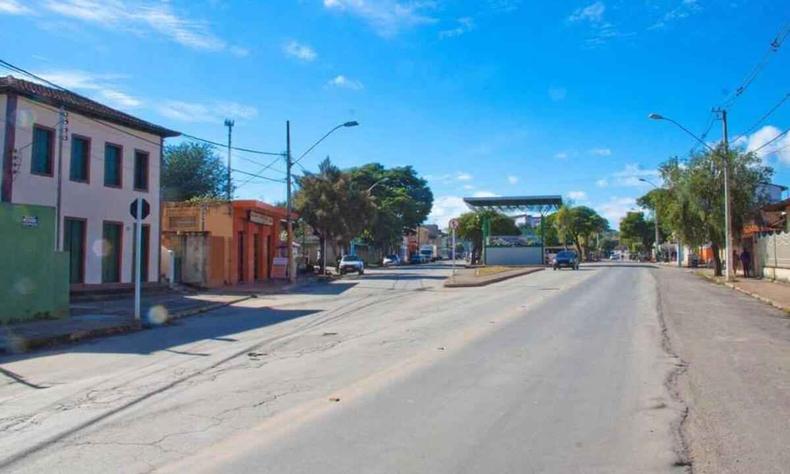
xmin=648 ymin=113 xmax=664 ymax=120
xmin=343 ymin=121 xmax=359 ymax=127
xmin=224 ymin=118 xmax=235 ymax=127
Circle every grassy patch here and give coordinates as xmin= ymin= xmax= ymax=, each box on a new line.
xmin=474 ymin=266 xmax=514 ymax=277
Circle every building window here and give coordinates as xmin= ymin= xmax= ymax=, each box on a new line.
xmin=134 ymin=150 xmax=149 ymax=191
xmin=31 ymin=125 xmax=54 ymax=176
xmin=70 ymin=135 xmax=90 ymax=182
xmin=104 ymin=143 xmax=122 ymax=187
xmin=102 ymin=221 xmax=123 ymax=283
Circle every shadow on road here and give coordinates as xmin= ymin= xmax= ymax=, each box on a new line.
xmin=583 ymin=263 xmax=659 ymax=269
xmin=0 ymin=305 xmax=321 ymax=362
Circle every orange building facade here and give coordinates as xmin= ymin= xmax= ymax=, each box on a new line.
xmin=161 ymin=200 xmax=288 ymax=288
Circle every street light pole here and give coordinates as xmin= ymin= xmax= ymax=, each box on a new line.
xmin=719 ymin=108 xmax=734 ymax=281
xmin=648 ymin=112 xmax=734 ymax=280
xmin=286 ymin=120 xmax=295 ymax=283
xmin=286 ymin=120 xmax=359 ymax=280
xmin=639 ymin=178 xmax=661 ymax=262
xmin=224 ymin=119 xmax=234 ymax=201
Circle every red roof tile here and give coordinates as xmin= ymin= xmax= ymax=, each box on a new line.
xmin=0 ymin=75 xmax=179 ymax=138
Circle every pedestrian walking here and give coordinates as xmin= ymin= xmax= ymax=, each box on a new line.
xmin=740 ymin=248 xmax=751 ymax=278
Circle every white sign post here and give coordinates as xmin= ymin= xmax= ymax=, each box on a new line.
xmin=449 ymin=218 xmax=459 ymax=279
xmin=134 ymin=197 xmax=143 ymax=321
xmin=130 ymin=197 xmax=149 ymax=322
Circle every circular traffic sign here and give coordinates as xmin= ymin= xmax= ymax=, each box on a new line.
xmin=449 ymin=218 xmax=459 ymax=230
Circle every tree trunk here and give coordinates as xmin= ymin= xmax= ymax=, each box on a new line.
xmin=711 ymin=242 xmax=723 ymax=277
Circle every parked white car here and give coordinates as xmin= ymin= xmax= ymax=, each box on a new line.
xmin=382 ymin=255 xmax=401 ymax=266
xmin=338 ymin=255 xmax=365 ymax=275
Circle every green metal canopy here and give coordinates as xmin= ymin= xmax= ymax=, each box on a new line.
xmin=463 ymin=195 xmax=563 ymax=214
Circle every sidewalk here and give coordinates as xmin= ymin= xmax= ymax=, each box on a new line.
xmin=444 ymin=266 xmax=544 ymax=287
xmin=0 ymin=277 xmax=319 ymax=354
xmin=696 ymin=268 xmax=790 ymax=313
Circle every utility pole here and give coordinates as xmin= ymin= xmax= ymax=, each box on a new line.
xmin=55 ymin=106 xmax=67 ymax=251
xmin=718 ymin=109 xmax=734 ymax=281
xmin=653 ymin=211 xmax=660 ymax=262
xmin=286 ymin=120 xmax=295 ymax=283
xmin=224 ymin=119 xmax=234 ymax=201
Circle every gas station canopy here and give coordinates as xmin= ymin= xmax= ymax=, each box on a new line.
xmin=463 ymin=195 xmax=563 ymax=214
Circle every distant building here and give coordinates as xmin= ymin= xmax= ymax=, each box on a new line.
xmin=161 ymin=200 xmax=288 ymax=287
xmin=0 ymin=76 xmax=179 ymax=289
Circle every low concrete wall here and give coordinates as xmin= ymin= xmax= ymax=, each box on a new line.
xmin=0 ymin=203 xmax=69 ymax=323
xmin=485 ymin=247 xmax=542 ymax=266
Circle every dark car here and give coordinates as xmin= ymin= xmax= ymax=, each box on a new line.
xmin=553 ymin=250 xmax=579 ymax=270
xmin=409 ymin=254 xmax=423 ymax=264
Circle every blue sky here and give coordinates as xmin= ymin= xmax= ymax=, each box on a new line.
xmin=1 ymin=0 xmax=788 ymax=228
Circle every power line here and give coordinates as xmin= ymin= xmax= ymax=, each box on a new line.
xmin=0 ymin=58 xmax=284 ymax=157
xmin=235 ymin=154 xmax=285 ymax=189
xmin=751 ymin=127 xmax=789 ymax=154
xmin=733 ymin=92 xmax=789 ymax=142
xmin=689 ymin=112 xmax=718 ymax=155
xmin=720 ymin=21 xmax=790 ymax=108
xmin=231 ymin=168 xmax=286 ymax=183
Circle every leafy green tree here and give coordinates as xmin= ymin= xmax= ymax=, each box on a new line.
xmin=294 ymin=158 xmax=375 ymax=270
xmin=553 ymin=205 xmax=609 ymax=259
xmin=162 ymin=142 xmax=230 ymax=201
xmin=619 ymin=212 xmax=654 ymax=254
xmin=456 ymin=210 xmax=520 ymax=264
xmin=349 ymin=163 xmax=433 ymax=253
xmin=640 ymin=149 xmax=772 ymax=275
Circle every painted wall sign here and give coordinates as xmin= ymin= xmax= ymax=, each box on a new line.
xmin=271 ymin=256 xmax=288 ymax=279
xmin=21 ymin=215 xmax=39 ymax=228
xmin=249 ymin=211 xmax=273 ymax=226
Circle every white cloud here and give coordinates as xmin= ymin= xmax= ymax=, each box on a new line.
xmin=456 ymin=172 xmax=473 ymax=181
xmin=554 ymin=152 xmax=568 ymax=160
xmin=590 ymin=147 xmax=612 ymax=156
xmin=0 ymin=0 xmax=31 ymax=14
xmin=424 ymin=171 xmax=474 ymax=185
xmin=327 ymin=75 xmax=364 ymax=90
xmin=649 ymin=0 xmax=702 ymax=30
xmin=568 ymin=1 xmax=605 ymax=23
xmin=596 ymin=196 xmax=638 ymax=228
xmin=463 ymin=184 xmax=475 ymax=190
xmin=611 ymin=164 xmax=659 ymax=187
xmin=743 ymin=125 xmax=790 ymax=166
xmin=548 ymin=86 xmax=567 ymax=101
xmin=157 ymin=100 xmax=258 ymax=123
xmin=567 ymin=1 xmax=632 ymax=47
xmin=507 ymin=175 xmax=519 ymax=184
xmin=439 ymin=16 xmax=475 ymax=39
xmin=428 ymin=195 xmax=468 ymax=228
xmin=473 ymin=191 xmax=498 ymax=198
xmin=34 ymin=70 xmax=143 ymax=110
xmin=567 ymin=190 xmax=588 ymax=201
xmin=323 ymin=0 xmax=438 ymax=37
xmin=596 ymin=178 xmax=609 ymax=187
xmin=40 ymin=0 xmax=241 ymax=53
xmin=283 ymin=41 xmax=317 ymax=62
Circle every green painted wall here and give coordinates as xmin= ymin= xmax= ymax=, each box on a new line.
xmin=0 ymin=203 xmax=69 ymax=324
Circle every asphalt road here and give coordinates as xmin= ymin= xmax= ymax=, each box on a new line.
xmin=1 ymin=262 xmax=786 ymax=473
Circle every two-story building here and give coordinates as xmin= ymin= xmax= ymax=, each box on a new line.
xmin=1 ymin=76 xmax=180 ymax=289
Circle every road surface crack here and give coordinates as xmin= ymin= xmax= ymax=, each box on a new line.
xmin=654 ymin=271 xmax=693 ymax=472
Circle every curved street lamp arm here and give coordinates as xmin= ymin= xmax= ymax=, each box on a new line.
xmin=661 ymin=116 xmax=717 ymax=154
xmin=292 ymin=124 xmax=345 ymax=166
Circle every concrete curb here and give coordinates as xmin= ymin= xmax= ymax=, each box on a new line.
xmin=444 ymin=267 xmax=544 ymax=288
xmin=1 ymin=295 xmax=256 ymax=354
xmin=696 ymin=272 xmax=790 ymax=315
